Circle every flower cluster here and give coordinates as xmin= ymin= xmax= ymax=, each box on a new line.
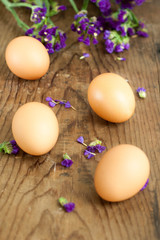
xmin=59 ymin=197 xmax=75 ymax=213
xmin=77 ymin=136 xmax=106 ymax=159
xmin=31 ymin=5 xmax=47 ymax=24
xmin=71 ymin=10 xmax=103 ymax=46
xmin=61 ymin=153 xmax=73 ymax=168
xmin=103 ymin=8 xmax=148 ymax=54
xmin=0 ymin=140 xmax=19 ymax=155
xmin=46 ymin=97 xmax=76 ymax=110
xmin=2 ymin=0 xmax=148 ymax=59
xmin=25 ymin=24 xmax=67 ymax=54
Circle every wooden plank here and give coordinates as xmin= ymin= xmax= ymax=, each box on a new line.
xmin=0 ymin=1 xmax=159 ymax=239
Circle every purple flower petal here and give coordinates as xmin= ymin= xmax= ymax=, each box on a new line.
xmin=64 ymin=202 xmax=75 ymax=212
xmin=84 ymin=149 xmax=95 ymax=159
xmin=140 ymin=178 xmax=149 ymax=191
xmin=61 ymin=159 xmax=73 ymax=168
xmin=49 ymin=101 xmax=56 ymax=108
xmin=65 ymin=101 xmax=71 ymax=108
xmin=77 ymin=136 xmax=84 ymax=144
xmin=95 ymin=144 xmax=106 ymax=153
xmin=46 ymin=97 xmax=53 ymax=102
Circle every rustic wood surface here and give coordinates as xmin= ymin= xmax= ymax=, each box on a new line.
xmin=0 ymin=0 xmax=159 ymax=239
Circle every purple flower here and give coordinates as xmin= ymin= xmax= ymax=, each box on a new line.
xmin=59 ymin=197 xmax=75 ymax=212
xmin=10 ymin=140 xmax=19 ymax=154
xmin=80 ymin=53 xmax=90 ymax=59
xmin=78 ymin=35 xmax=84 ymax=42
xmin=83 ymin=36 xmax=90 ymax=46
xmin=31 ymin=6 xmax=47 ymax=24
xmin=115 ymin=44 xmax=124 ymax=52
xmin=103 ymin=30 xmax=110 ymax=39
xmin=98 ymin=0 xmax=111 ymax=16
xmin=77 ymin=136 xmax=85 ymax=144
xmin=136 ymin=87 xmax=146 ymax=98
xmin=123 ymin=43 xmax=130 ymax=50
xmin=116 ymin=25 xmax=126 ymax=37
xmin=117 ymin=57 xmax=126 ymax=61
xmin=140 ymin=178 xmax=149 ymax=191
xmin=49 ymin=101 xmax=56 ymax=107
xmin=95 ymin=144 xmax=106 ymax=153
xmin=25 ymin=28 xmax=34 ymax=36
xmin=93 ymin=38 xmax=98 ymax=45
xmin=90 ymin=0 xmax=97 ymax=2
xmin=58 ymin=5 xmax=67 ymax=11
xmin=61 ymin=159 xmax=73 ymax=168
xmin=0 ymin=140 xmax=19 ymax=155
xmin=64 ymin=202 xmax=75 ymax=212
xmin=65 ymin=101 xmax=71 ymax=108
xmin=84 ymin=149 xmax=95 ymax=159
xmin=128 ymin=27 xmax=135 ymax=36
xmin=105 ymin=39 xmax=114 ymax=53
xmin=118 ymin=10 xmax=127 ymax=23
xmin=71 ymin=12 xmax=102 ymax=47
xmin=137 ymin=31 xmax=149 ymax=37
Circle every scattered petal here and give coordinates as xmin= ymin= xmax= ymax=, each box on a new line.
xmin=59 ymin=197 xmax=75 ymax=212
xmin=49 ymin=101 xmax=56 ymax=107
xmin=80 ymin=53 xmax=90 ymax=59
xmin=136 ymin=87 xmax=146 ymax=98
xmin=140 ymin=178 xmax=149 ymax=191
xmin=116 ymin=57 xmax=126 ymax=61
xmin=61 ymin=159 xmax=73 ymax=167
xmin=64 ymin=202 xmax=75 ymax=212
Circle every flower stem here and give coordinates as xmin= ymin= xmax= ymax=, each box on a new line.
xmin=69 ymin=0 xmax=79 ymax=13
xmin=1 ymin=0 xmax=33 ymax=9
xmin=8 ymin=8 xmax=30 ymax=31
xmin=82 ymin=0 xmax=89 ymax=10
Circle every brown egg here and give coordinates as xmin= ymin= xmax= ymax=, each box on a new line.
xmin=5 ymin=36 xmax=50 ymax=80
xmin=94 ymin=144 xmax=150 ymax=202
xmin=88 ymin=73 xmax=135 ymax=123
xmin=12 ymin=102 xmax=59 ymax=155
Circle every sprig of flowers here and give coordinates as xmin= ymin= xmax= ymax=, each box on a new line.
xmin=58 ymin=197 xmax=75 ymax=212
xmin=1 ymin=0 xmax=148 ymax=60
xmin=77 ymin=136 xmax=106 ymax=159
xmin=0 ymin=140 xmax=19 ymax=155
xmin=1 ymin=0 xmax=67 ymax=54
xmin=61 ymin=153 xmax=73 ymax=168
xmin=46 ymin=97 xmax=76 ymax=110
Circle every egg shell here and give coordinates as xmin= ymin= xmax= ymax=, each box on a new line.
xmin=94 ymin=144 xmax=150 ymax=202
xmin=88 ymin=73 xmax=135 ymax=123
xmin=5 ymin=36 xmax=50 ymax=80
xmin=12 ymin=102 xmax=59 ymax=156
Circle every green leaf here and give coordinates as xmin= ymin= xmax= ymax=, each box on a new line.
xmin=89 ymin=139 xmax=102 ymax=146
xmin=63 ymin=153 xmax=71 ymax=160
xmin=59 ymin=197 xmax=68 ymax=206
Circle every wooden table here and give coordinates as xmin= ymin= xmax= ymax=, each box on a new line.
xmin=0 ymin=1 xmax=159 ymax=239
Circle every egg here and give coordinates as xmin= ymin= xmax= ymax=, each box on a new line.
xmin=12 ymin=102 xmax=59 ymax=155
xmin=94 ymin=144 xmax=150 ymax=202
xmin=88 ymin=73 xmax=135 ymax=123
xmin=5 ymin=36 xmax=50 ymax=80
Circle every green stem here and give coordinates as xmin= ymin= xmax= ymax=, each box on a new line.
xmin=69 ymin=0 xmax=79 ymax=13
xmin=82 ymin=0 xmax=89 ymax=10
xmin=9 ymin=8 xmax=30 ymax=31
xmin=1 ymin=0 xmax=33 ymax=9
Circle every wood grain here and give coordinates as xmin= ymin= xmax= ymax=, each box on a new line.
xmin=0 ymin=0 xmax=159 ymax=239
